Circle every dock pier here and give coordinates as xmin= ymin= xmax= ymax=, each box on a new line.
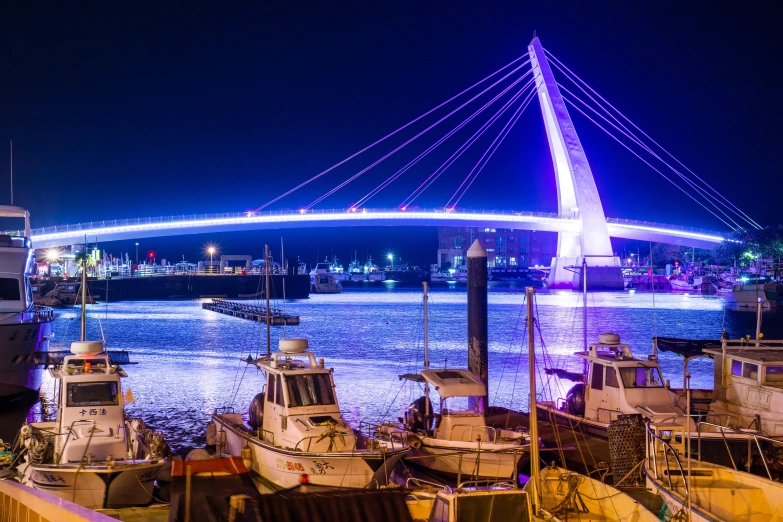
xmin=202 ymin=299 xmax=300 ymax=325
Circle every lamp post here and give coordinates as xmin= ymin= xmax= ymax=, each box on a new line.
xmin=135 ymin=243 xmax=139 ymax=265
xmin=387 ymin=253 xmax=393 ymax=269
xmin=208 ymin=247 xmax=216 ymax=274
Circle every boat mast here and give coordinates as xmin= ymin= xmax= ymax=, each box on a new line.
xmin=423 ymin=282 xmax=430 ymax=420
xmin=265 ymin=244 xmax=271 ymax=356
xmin=80 ymin=247 xmax=87 ymax=341
xmin=526 ymin=286 xmax=539 ymax=513
xmin=582 ymin=257 xmax=587 ymax=352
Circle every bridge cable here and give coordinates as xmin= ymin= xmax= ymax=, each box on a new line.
xmin=447 ymin=85 xmax=538 ymax=208
xmin=545 ymin=49 xmax=760 ymax=230
xmin=252 ymin=55 xmax=531 ymax=212
xmin=354 ymin=70 xmax=534 ymax=208
xmin=304 ymin=66 xmax=533 ymax=209
xmin=551 ymin=71 xmax=748 ymax=232
xmin=562 ymin=95 xmax=738 ymax=231
xmin=557 ymin=83 xmax=744 ymax=231
xmin=401 ymin=77 xmax=536 ymax=208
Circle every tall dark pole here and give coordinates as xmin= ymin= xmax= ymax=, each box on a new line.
xmin=467 ymin=240 xmax=488 ymax=409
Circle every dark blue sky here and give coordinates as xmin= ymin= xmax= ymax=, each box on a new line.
xmin=2 ymin=3 xmax=780 ymax=265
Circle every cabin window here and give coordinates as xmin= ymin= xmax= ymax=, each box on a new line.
xmin=619 ymin=367 xmax=663 ymax=388
xmin=67 ymin=381 xmax=119 ymax=407
xmin=267 ymin=374 xmax=276 ymax=403
xmin=275 ymin=374 xmax=285 ymax=406
xmin=431 ymin=498 xmax=450 ymax=522
xmin=765 ymin=366 xmax=783 ymax=384
xmin=605 ymin=367 xmax=620 ymax=388
xmin=590 ymin=364 xmax=604 ymax=390
xmin=0 ymin=278 xmax=20 ymax=301
xmin=743 ymin=363 xmax=759 ymax=380
xmin=287 ymin=373 xmax=335 ymax=407
xmin=731 ymin=359 xmax=742 ymax=376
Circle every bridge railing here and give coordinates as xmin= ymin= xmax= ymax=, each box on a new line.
xmin=26 ymin=208 xmax=725 ymax=240
xmin=28 ymin=208 xmax=566 ymax=236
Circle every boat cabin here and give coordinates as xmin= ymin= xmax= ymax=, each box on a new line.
xmin=51 ymin=341 xmax=129 ymax=464
xmin=572 ymin=334 xmax=678 ymax=424
xmin=253 ymin=339 xmax=356 ymax=452
xmin=704 ymin=341 xmax=783 ymax=434
xmin=0 ymin=206 xmax=34 ymax=313
xmin=419 ymin=369 xmax=499 ymax=443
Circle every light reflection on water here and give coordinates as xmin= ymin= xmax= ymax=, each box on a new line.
xmin=43 ymin=288 xmax=783 ymax=452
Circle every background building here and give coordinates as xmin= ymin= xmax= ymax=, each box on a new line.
xmin=436 ymin=227 xmax=558 ymax=269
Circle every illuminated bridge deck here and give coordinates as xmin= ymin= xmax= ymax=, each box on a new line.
xmin=29 ymin=208 xmax=726 ymax=249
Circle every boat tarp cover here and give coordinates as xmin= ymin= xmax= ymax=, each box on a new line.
xmin=544 ymin=368 xmax=585 ymax=382
xmin=398 ymin=373 xmax=425 ymax=383
xmin=420 ymin=369 xmax=487 ymax=398
xmin=654 ymin=337 xmax=721 ymax=359
xmin=169 ymin=457 xmax=259 ymax=522
xmin=250 ymin=486 xmax=413 ymax=522
xmin=457 ymin=492 xmax=531 ymax=522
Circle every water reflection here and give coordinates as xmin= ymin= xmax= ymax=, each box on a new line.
xmin=43 ymin=288 xmax=782 ymax=452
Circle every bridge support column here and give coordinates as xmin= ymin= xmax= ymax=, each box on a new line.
xmin=529 ymin=37 xmax=622 ymax=290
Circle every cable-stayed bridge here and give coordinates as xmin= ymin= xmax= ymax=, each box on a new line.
xmin=33 ymin=37 xmax=755 ymax=289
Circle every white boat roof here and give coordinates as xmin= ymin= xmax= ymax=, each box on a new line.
xmin=704 ymin=344 xmax=783 ymax=365
xmin=421 ymin=369 xmax=486 ymax=398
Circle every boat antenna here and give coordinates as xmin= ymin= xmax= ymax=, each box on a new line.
xmin=265 ymin=244 xmax=271 ymax=356
xmin=80 ymin=239 xmax=87 ymax=342
xmin=423 ymin=282 xmax=430 ymax=422
xmin=526 ymin=286 xmax=540 ymax=513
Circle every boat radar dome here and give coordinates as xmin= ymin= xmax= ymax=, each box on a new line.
xmin=279 ymin=339 xmax=309 ymax=354
xmin=70 ymin=341 xmax=104 ymax=355
xmin=598 ymin=333 xmax=621 ymax=345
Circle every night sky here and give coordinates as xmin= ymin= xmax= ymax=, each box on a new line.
xmin=2 ymin=4 xmax=781 ymax=266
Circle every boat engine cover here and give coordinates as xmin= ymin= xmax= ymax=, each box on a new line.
xmin=564 ymin=383 xmax=586 ymax=416
xmin=249 ymin=393 xmax=265 ymax=429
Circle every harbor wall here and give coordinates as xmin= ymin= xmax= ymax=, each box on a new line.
xmin=87 ymin=274 xmax=310 ymax=301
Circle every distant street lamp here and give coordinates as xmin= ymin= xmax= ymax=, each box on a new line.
xmin=208 ymin=246 xmax=216 ymax=274
xmin=135 ymin=243 xmax=139 ymax=265
xmin=387 ymin=253 xmax=394 ymax=268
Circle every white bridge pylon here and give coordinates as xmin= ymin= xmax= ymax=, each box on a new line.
xmin=529 ymin=37 xmax=622 ymax=289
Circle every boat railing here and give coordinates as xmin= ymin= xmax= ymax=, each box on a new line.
xmin=355 ymin=420 xmax=406 ymax=450
xmin=447 ymin=424 xmax=499 ymax=443
xmin=405 ymin=477 xmax=452 ymax=492
xmin=644 ymin=420 xmax=689 ymax=495
xmin=254 ymin=428 xmax=275 ymax=445
xmin=596 ymin=407 xmax=624 ymax=424
xmin=293 ymin=432 xmax=354 ymax=453
xmin=696 ymin=421 xmax=783 ymax=480
xmin=455 ymin=479 xmax=516 ymax=490
xmin=56 ymin=419 xmax=98 ymax=465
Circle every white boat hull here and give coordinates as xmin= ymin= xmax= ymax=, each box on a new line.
xmin=26 ymin=461 xmax=161 ymax=509
xmin=214 ymin=414 xmax=403 ymax=490
xmin=411 ymin=440 xmax=522 ymax=479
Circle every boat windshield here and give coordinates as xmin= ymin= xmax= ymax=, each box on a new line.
xmin=619 ymin=366 xmax=663 ymax=388
xmin=67 ymin=381 xmax=119 ymax=407
xmin=286 ymin=373 xmax=336 ymax=407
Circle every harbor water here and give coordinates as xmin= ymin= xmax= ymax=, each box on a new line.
xmin=43 ymin=287 xmax=783 ymax=453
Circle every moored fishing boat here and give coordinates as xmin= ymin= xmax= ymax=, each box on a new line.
xmin=523 ymin=287 xmax=659 ymax=522
xmin=210 ymin=338 xmax=406 ymax=489
xmin=13 ymin=257 xmax=166 ymax=509
xmin=376 ymin=283 xmax=529 ymax=480
xmin=645 ymin=420 xmax=783 ymax=522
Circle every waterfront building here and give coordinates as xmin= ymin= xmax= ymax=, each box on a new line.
xmin=436 ymin=227 xmax=557 ymax=269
